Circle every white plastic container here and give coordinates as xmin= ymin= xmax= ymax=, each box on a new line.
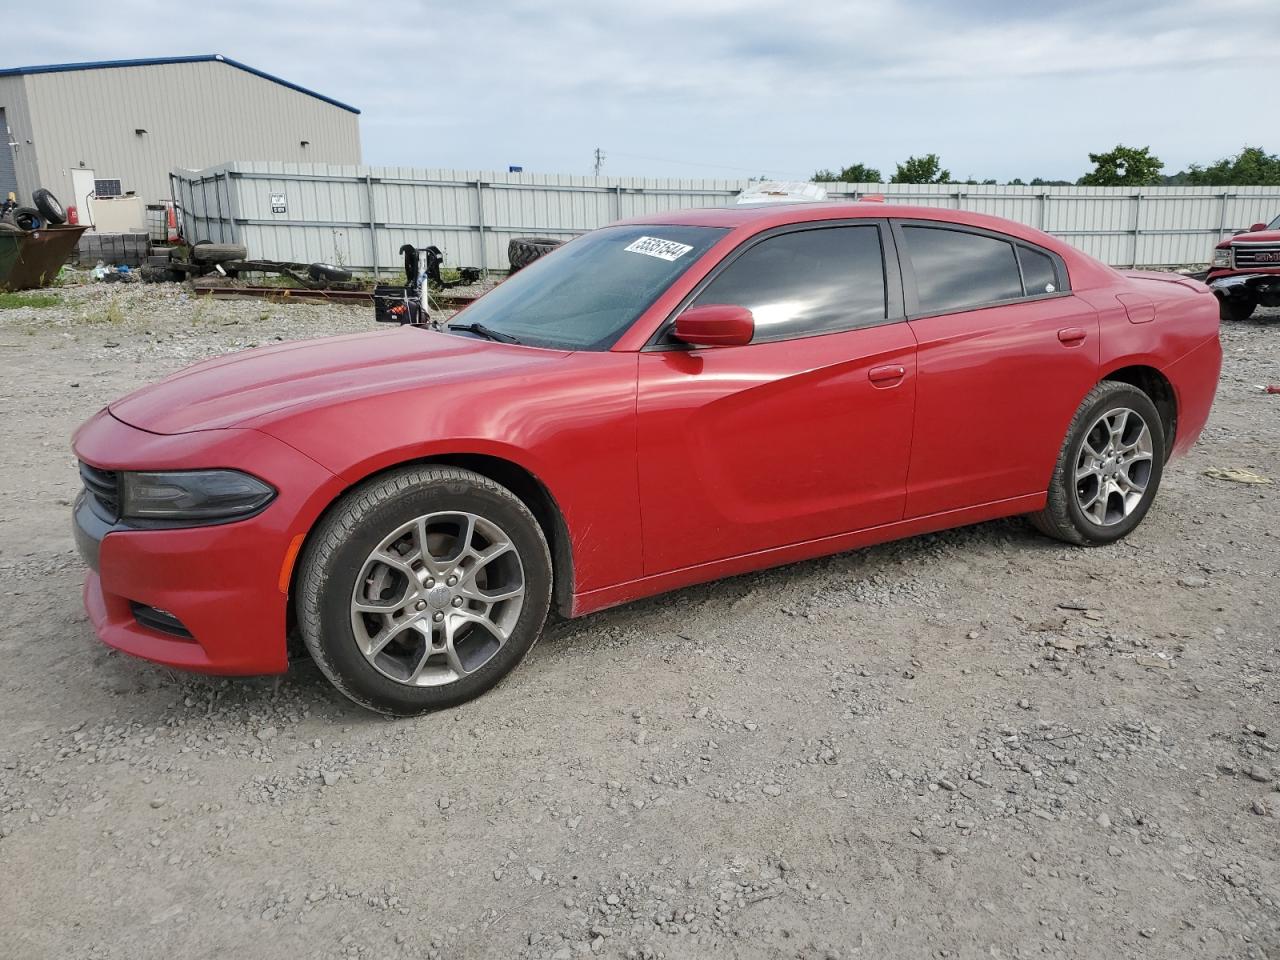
xmin=734 ymin=181 xmax=829 ymax=205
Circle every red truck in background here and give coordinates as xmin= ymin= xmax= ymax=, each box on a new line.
xmin=1207 ymin=213 xmax=1280 ymax=321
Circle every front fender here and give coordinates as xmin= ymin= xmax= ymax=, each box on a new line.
xmin=257 ymin=353 xmax=643 ymax=596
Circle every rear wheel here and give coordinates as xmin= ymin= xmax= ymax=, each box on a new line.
xmin=1030 ymin=381 xmax=1165 ymax=546
xmin=1219 ymin=295 xmax=1257 ymax=322
xmin=296 ymin=466 xmax=552 ymax=715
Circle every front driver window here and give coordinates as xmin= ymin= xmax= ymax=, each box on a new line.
xmin=690 ymin=225 xmax=888 ymax=343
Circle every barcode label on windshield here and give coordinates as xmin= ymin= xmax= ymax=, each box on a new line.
xmin=624 ymin=236 xmax=694 ymax=262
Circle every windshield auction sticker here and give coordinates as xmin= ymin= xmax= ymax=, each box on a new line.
xmin=624 ymin=236 xmax=695 ymax=262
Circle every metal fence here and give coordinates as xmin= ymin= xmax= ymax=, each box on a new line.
xmin=170 ymin=162 xmax=1280 ymax=272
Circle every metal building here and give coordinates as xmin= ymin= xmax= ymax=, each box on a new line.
xmin=0 ymin=55 xmax=360 ymax=217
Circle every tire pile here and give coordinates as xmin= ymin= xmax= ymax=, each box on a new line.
xmin=0 ymin=188 xmax=67 ymax=233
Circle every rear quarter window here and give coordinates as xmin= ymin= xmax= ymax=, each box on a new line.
xmin=1018 ymin=245 xmax=1060 ymax=296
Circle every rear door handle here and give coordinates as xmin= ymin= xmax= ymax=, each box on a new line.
xmin=868 ymin=364 xmax=906 ymax=386
xmin=1057 ymin=327 xmax=1087 ymax=345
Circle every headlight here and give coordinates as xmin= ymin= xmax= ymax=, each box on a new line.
xmin=120 ymin=470 xmax=276 ymax=523
xmin=1212 ymin=246 xmax=1232 ymax=267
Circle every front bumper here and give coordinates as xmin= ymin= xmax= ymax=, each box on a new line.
xmin=72 ymin=410 xmax=342 ymax=675
xmin=1205 ymin=269 xmax=1280 ymax=300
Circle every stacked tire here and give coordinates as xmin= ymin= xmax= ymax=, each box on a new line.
xmin=507 ymin=237 xmax=561 ymax=274
xmin=190 ymin=240 xmax=248 ymax=264
xmin=33 ymin=189 xmax=66 ymax=225
xmin=1 ymin=188 xmax=67 ymax=231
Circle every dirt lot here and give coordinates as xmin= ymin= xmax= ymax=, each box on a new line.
xmin=0 ymin=283 xmax=1277 ymax=960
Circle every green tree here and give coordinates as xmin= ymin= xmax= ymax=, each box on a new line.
xmin=812 ymin=162 xmax=882 ymax=183
xmin=892 ymin=154 xmax=950 ymax=184
xmin=1077 ymin=145 xmax=1163 ymax=186
xmin=1183 ymin=146 xmax=1280 ymax=186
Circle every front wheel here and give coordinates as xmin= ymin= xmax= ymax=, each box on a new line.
xmin=296 ymin=466 xmax=552 ymax=715
xmin=1219 ymin=295 xmax=1256 ymax=322
xmin=1030 ymin=382 xmax=1165 ymax=546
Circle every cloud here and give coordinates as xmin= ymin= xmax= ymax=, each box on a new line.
xmin=8 ymin=0 xmax=1278 ymax=181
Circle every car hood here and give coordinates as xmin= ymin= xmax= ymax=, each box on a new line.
xmin=1226 ymin=229 xmax=1280 ymax=245
xmin=109 ymin=327 xmax=570 ymax=435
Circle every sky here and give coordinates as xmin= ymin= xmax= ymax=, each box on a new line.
xmin=11 ymin=0 xmax=1279 ymax=182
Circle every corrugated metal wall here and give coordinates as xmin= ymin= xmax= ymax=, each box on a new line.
xmin=19 ymin=61 xmax=360 ymax=205
xmin=0 ymin=74 xmax=41 ymax=201
xmin=0 ymin=108 xmax=18 ymax=199
xmin=172 ymin=162 xmax=1280 ymax=271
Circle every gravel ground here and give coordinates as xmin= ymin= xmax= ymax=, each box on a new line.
xmin=0 ymin=283 xmax=1277 ymax=960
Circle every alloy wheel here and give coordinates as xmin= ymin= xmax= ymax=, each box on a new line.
xmin=349 ymin=511 xmax=525 ymax=686
xmin=1073 ymin=407 xmax=1154 ymax=527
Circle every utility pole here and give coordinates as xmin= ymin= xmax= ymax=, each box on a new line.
xmin=593 ymin=147 xmax=606 ymax=177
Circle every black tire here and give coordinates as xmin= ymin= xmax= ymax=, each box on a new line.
xmin=507 ymin=236 xmax=561 ymax=273
xmin=307 ymin=262 xmax=353 ymax=283
xmin=190 ymin=240 xmax=249 ymax=263
xmin=12 ymin=206 xmax=43 ymax=231
xmin=1219 ymin=295 xmax=1257 ymax=322
xmin=296 ymin=466 xmax=553 ymax=716
xmin=1030 ymin=381 xmax=1165 ymax=546
xmin=32 ymin=188 xmax=66 ymax=225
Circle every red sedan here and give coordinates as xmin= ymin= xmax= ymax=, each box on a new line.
xmin=72 ymin=203 xmax=1222 ymax=715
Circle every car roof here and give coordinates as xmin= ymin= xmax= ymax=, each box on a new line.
xmin=619 ymin=201 xmax=1022 ymax=233
xmin=617 ymin=201 xmax=1103 ymax=275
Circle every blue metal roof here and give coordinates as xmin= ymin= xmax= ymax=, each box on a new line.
xmin=0 ymin=54 xmax=360 ymax=114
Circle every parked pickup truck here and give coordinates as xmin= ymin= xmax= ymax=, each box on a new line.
xmin=1207 ymin=214 xmax=1280 ymax=321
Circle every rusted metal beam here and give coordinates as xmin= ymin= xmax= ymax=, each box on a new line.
xmin=190 ymin=284 xmax=477 ymax=308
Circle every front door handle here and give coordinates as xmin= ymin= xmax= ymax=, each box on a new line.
xmin=868 ymin=364 xmax=906 ymax=387
xmin=1057 ymin=327 xmax=1087 ymax=345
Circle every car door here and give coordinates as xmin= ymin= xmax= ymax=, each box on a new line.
xmin=635 ymin=221 xmax=918 ymax=576
xmin=894 ymin=221 xmax=1101 ymax=518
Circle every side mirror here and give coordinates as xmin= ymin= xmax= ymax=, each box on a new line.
xmin=672 ymin=304 xmax=754 ymax=347
xmin=1250 ymin=222 xmax=1268 ymax=233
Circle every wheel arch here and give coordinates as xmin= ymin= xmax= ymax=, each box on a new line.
xmin=285 ymin=452 xmax=576 ymax=640
xmin=1100 ymin=363 xmax=1177 ymax=458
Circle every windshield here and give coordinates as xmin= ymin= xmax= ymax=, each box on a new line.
xmin=448 ymin=225 xmax=727 ymax=350
xmin=1270 ymin=213 xmax=1280 ymax=230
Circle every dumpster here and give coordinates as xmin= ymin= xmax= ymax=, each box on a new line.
xmin=0 ymin=225 xmax=89 ymax=291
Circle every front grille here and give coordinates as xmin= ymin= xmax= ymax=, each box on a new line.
xmin=79 ymin=460 xmax=120 ymax=520
xmin=1233 ymin=244 xmax=1280 ymax=269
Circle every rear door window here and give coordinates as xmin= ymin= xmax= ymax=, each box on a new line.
xmin=690 ymin=225 xmax=887 ymax=342
xmin=902 ymin=225 xmax=1023 ymax=314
